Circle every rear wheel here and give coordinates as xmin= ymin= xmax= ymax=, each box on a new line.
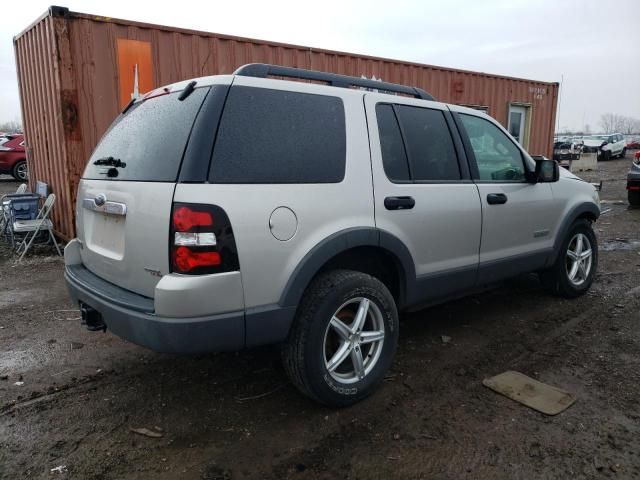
xmin=620 ymin=148 xmax=626 ymax=159
xmin=540 ymin=219 xmax=597 ymax=298
xmin=12 ymin=160 xmax=27 ymax=181
xmin=282 ymin=270 xmax=399 ymax=407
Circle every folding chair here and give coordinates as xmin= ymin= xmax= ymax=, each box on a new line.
xmin=13 ymin=193 xmax=61 ymax=262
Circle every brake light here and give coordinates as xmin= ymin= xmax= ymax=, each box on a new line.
xmin=170 ymin=203 xmax=239 ymax=275
xmin=173 ymin=207 xmax=213 ymax=231
xmin=143 ymin=87 xmax=171 ymax=100
xmin=174 ymin=247 xmax=221 ymax=271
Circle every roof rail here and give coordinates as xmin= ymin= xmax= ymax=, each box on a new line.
xmin=233 ymin=63 xmax=435 ymax=101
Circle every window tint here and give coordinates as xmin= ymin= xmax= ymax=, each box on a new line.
xmin=83 ymin=87 xmax=208 ymax=181
xmin=459 ymin=114 xmax=526 ymax=182
xmin=375 ymin=104 xmax=410 ymax=181
xmin=395 ymin=105 xmax=460 ymax=181
xmin=210 ymin=87 xmax=346 ymax=184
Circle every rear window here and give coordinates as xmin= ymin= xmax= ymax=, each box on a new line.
xmin=209 ymin=86 xmax=346 ymax=184
xmin=83 ymin=87 xmax=208 ymax=181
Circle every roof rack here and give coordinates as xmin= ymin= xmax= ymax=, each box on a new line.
xmin=233 ymin=63 xmax=435 ymax=101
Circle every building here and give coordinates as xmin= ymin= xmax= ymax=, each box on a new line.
xmin=14 ymin=6 xmax=559 ymax=240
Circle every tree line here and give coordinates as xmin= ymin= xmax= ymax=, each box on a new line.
xmin=599 ymin=113 xmax=640 ymax=135
xmin=0 ymin=120 xmax=22 ymax=133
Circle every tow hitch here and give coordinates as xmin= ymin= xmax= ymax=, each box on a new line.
xmin=80 ymin=302 xmax=106 ymax=332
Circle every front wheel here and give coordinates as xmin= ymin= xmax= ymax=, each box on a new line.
xmin=282 ymin=270 xmax=399 ymax=407
xmin=540 ymin=219 xmax=598 ymax=298
xmin=12 ymin=160 xmax=28 ymax=181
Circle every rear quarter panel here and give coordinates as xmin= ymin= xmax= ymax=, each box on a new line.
xmin=173 ymin=78 xmax=374 ymax=309
xmin=0 ymin=151 xmax=24 ymax=171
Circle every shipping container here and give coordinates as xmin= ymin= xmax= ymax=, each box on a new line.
xmin=14 ymin=6 xmax=559 ymax=240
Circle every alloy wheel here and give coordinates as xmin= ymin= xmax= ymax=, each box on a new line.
xmin=16 ymin=162 xmax=28 ymax=181
xmin=323 ymin=297 xmax=385 ymax=384
xmin=565 ymin=233 xmax=593 ymax=286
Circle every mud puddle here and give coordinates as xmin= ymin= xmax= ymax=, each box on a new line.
xmin=600 ymin=239 xmax=640 ymax=251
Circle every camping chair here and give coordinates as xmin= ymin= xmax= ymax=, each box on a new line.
xmin=12 ymin=193 xmax=61 ymax=262
xmin=1 ymin=184 xmax=31 ymax=240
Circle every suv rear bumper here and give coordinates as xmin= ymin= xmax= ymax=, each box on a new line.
xmin=65 ymin=264 xmax=245 ymax=353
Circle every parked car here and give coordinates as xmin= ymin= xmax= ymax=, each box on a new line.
xmin=626 ymin=138 xmax=640 ymax=150
xmin=628 ymin=151 xmax=640 ymax=206
xmin=582 ymin=134 xmax=626 ymax=160
xmin=0 ymin=134 xmax=27 ymax=181
xmin=64 ymin=64 xmax=601 ymax=407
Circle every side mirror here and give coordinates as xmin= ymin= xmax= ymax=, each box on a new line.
xmin=534 ymin=158 xmax=559 ymax=183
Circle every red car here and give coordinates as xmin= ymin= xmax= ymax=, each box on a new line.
xmin=626 ymin=139 xmax=640 ymax=149
xmin=0 ymin=134 xmax=27 ymax=181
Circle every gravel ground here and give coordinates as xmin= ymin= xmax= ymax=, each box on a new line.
xmin=0 ymin=158 xmax=639 ymax=480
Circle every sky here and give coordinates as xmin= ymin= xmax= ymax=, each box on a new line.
xmin=1 ymin=0 xmax=639 ymax=132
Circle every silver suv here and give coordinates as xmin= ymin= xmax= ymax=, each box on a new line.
xmin=65 ymin=64 xmax=600 ymax=407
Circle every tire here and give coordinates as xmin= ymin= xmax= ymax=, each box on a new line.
xmin=540 ymin=219 xmax=598 ymax=298
xmin=12 ymin=160 xmax=28 ymax=181
xmin=629 ymin=189 xmax=640 ymax=207
xmin=601 ymin=150 xmax=611 ymax=161
xmin=620 ymin=148 xmax=626 ymax=159
xmin=282 ymin=269 xmax=399 ymax=407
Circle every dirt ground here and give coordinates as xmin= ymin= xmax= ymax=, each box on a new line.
xmin=0 ymin=157 xmax=639 ymax=480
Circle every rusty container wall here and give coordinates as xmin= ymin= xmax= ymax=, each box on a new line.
xmin=15 ymin=7 xmax=558 ymax=240
xmin=14 ymin=12 xmax=75 ymax=239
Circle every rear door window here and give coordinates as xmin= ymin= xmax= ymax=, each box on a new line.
xmin=83 ymin=87 xmax=208 ymax=182
xmin=376 ymin=103 xmax=461 ymax=182
xmin=375 ymin=104 xmax=411 ymax=181
xmin=209 ymin=86 xmax=346 ymax=184
xmin=395 ymin=105 xmax=461 ymax=181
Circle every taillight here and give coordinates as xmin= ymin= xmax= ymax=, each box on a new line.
xmin=169 ymin=203 xmax=239 ymax=275
xmin=173 ymin=207 xmax=212 ymax=231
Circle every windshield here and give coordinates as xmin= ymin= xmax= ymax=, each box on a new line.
xmin=83 ymin=87 xmax=208 ymax=181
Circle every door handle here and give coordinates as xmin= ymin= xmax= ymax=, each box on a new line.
xmin=384 ymin=196 xmax=415 ymax=210
xmin=487 ymin=193 xmax=508 ymax=205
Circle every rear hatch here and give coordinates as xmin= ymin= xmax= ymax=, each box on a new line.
xmin=76 ymin=85 xmax=210 ymax=298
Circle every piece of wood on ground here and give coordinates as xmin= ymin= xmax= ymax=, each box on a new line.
xmin=129 ymin=427 xmax=164 ymax=438
xmin=482 ymin=371 xmax=576 ymax=415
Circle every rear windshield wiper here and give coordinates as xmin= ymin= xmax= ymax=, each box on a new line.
xmin=93 ymin=156 xmax=126 ymax=168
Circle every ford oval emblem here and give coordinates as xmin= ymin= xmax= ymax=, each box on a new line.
xmin=94 ymin=193 xmax=107 ymax=206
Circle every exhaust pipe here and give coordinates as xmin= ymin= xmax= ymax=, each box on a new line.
xmin=79 ymin=302 xmax=106 ymax=332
